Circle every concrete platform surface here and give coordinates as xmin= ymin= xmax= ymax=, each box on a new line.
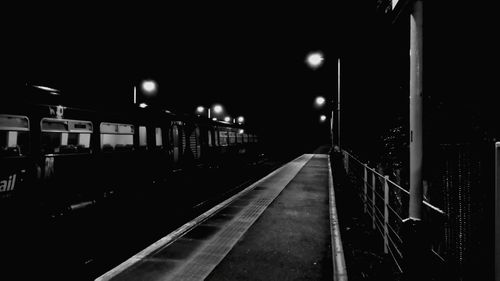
xmin=96 ymin=153 xmax=346 ymax=281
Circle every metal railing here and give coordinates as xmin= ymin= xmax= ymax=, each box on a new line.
xmin=342 ymin=150 xmax=447 ymax=273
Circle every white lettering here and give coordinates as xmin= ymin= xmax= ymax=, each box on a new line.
xmin=9 ymin=174 xmax=16 ymax=191
xmin=0 ymin=180 xmax=7 ymax=192
xmin=0 ymin=174 xmax=17 ymax=193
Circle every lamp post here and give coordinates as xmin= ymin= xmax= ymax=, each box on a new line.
xmin=315 ymin=95 xmax=335 ymax=148
xmin=337 ymin=58 xmax=341 ymax=150
xmin=134 ymin=79 xmax=158 ymax=108
xmin=196 ymin=104 xmax=224 ymax=120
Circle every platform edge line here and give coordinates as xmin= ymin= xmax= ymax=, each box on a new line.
xmin=328 ymin=155 xmax=348 ymax=281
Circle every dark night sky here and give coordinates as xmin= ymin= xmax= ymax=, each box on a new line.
xmin=21 ymin=2 xmax=498 ymax=157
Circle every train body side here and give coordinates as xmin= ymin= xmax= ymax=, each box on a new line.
xmin=1 ymin=100 xmax=261 ymax=217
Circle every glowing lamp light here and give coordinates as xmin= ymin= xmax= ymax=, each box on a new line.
xmin=315 ymin=96 xmax=326 ymax=106
xmin=306 ymin=51 xmax=324 ymax=69
xmin=196 ymin=106 xmax=205 ymax=114
xmin=32 ymin=85 xmax=61 ymax=95
xmin=139 ymin=103 xmax=148 ymax=108
xmin=141 ymin=80 xmax=157 ymax=95
xmin=213 ymin=104 xmax=223 ymax=114
xmin=237 ymin=116 xmax=244 ymax=123
xmin=238 ymin=129 xmax=244 ymax=134
xmin=320 ymin=115 xmax=327 ymax=122
xmin=212 ymin=117 xmax=218 ymax=121
xmin=224 ymin=116 xmax=231 ymax=122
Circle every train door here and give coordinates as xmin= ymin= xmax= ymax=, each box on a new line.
xmin=208 ymin=129 xmax=213 ymax=147
xmin=171 ymin=124 xmax=180 ymax=165
xmin=39 ymin=117 xmax=94 ymax=212
xmin=188 ymin=125 xmax=201 ymax=162
xmin=152 ymin=126 xmax=169 ymax=178
xmin=99 ymin=122 xmax=135 ymax=196
xmin=135 ymin=125 xmax=154 ymax=186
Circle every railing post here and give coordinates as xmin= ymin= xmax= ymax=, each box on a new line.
xmin=364 ymin=164 xmax=368 ymax=213
xmin=384 ymin=175 xmax=390 ymax=254
xmin=372 ymin=170 xmax=376 ymax=230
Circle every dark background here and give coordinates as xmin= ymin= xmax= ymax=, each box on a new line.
xmin=19 ymin=2 xmax=497 ymax=157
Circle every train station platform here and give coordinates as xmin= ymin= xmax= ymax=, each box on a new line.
xmin=96 ymin=152 xmax=347 ymax=281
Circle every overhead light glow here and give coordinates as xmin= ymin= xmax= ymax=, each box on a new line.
xmin=320 ymin=115 xmax=327 ymax=122
xmin=213 ymin=104 xmax=223 ymax=114
xmin=139 ymin=103 xmax=148 ymax=108
xmin=196 ymin=106 xmax=205 ymax=113
xmin=306 ymin=51 xmax=324 ymax=69
xmin=141 ymin=80 xmax=157 ymax=95
xmin=212 ymin=117 xmax=218 ymax=121
xmin=224 ymin=116 xmax=231 ymax=122
xmin=315 ymin=96 xmax=326 ymax=106
xmin=237 ymin=116 xmax=244 ymax=123
xmin=33 ymin=85 xmax=61 ymax=93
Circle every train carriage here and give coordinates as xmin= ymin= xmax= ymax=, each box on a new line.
xmin=1 ymin=85 xmax=261 ymax=218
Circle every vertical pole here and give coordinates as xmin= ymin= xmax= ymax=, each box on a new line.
xmin=384 ymin=175 xmax=390 ymax=254
xmin=496 ymin=142 xmax=500 ymax=281
xmin=409 ymin=0 xmax=423 ymax=220
xmin=331 ymin=110 xmax=334 ymax=149
xmin=364 ymin=165 xmax=368 ymax=213
xmin=372 ymin=171 xmax=376 ymax=230
xmin=133 ymin=86 xmax=137 ymax=104
xmin=337 ymin=58 xmax=341 ymax=149
xmin=208 ymin=108 xmax=211 ymax=119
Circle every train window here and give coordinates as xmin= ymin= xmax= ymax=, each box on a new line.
xmin=100 ymin=122 xmax=134 ymax=152
xmin=0 ymin=115 xmax=29 ymax=131
xmin=0 ymin=115 xmax=29 ymax=157
xmin=219 ymin=130 xmax=228 ymax=146
xmin=228 ymin=131 xmax=236 ymax=145
xmin=155 ymin=127 xmax=163 ymax=147
xmin=243 ymin=133 xmax=248 ymax=143
xmin=139 ymin=126 xmax=147 ymax=147
xmin=236 ymin=131 xmax=243 ymax=143
xmin=41 ymin=118 xmax=93 ymax=154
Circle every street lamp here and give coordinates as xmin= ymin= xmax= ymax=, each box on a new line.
xmin=196 ymin=106 xmax=205 ymax=114
xmin=314 ymin=95 xmax=335 ymax=148
xmin=237 ymin=116 xmax=245 ymax=124
xmin=224 ymin=116 xmax=231 ymax=123
xmin=196 ymin=104 xmax=224 ymax=119
xmin=315 ymin=96 xmax=326 ymax=108
xmin=134 ymin=79 xmax=158 ymax=105
xmin=306 ymin=51 xmax=324 ymax=70
xmin=213 ymin=104 xmax=223 ymax=114
xmin=141 ymin=80 xmax=158 ymax=96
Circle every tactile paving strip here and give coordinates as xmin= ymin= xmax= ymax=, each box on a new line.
xmin=162 ymin=155 xmax=314 ymax=281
